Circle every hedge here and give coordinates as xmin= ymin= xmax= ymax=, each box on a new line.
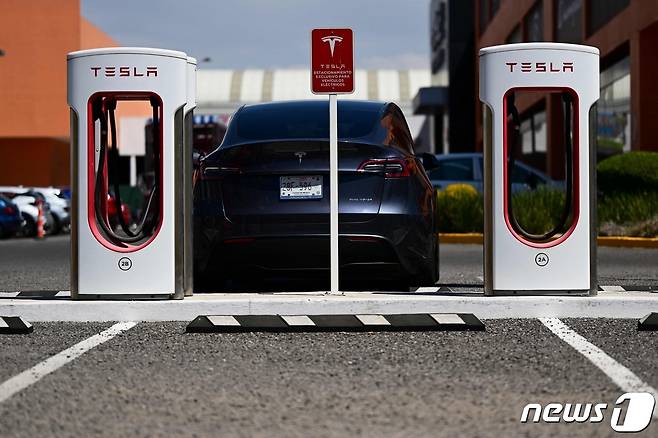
xmin=436 ymin=184 xmax=483 ymax=233
xmin=597 ymin=151 xmax=658 ymax=194
xmin=437 ymin=184 xmax=658 ymax=236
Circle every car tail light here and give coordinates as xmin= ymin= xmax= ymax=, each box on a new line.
xmin=358 ymin=158 xmax=412 ymax=178
xmin=3 ymin=206 xmax=16 ymax=215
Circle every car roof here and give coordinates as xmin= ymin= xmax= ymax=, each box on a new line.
xmin=213 ymin=99 xmax=401 ymax=153
xmin=239 ymin=99 xmax=388 ymax=113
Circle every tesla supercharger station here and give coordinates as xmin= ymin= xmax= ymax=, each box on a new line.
xmin=182 ymin=56 xmax=197 ymax=296
xmin=68 ymin=47 xmax=191 ymax=299
xmin=479 ymin=43 xmax=599 ymax=296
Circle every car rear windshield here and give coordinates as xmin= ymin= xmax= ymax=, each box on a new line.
xmin=234 ymin=104 xmax=380 ymax=141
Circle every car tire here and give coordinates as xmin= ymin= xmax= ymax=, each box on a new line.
xmin=194 ymin=266 xmax=227 ymax=293
xmin=414 ymin=241 xmax=439 ymax=287
xmin=50 ymin=213 xmax=62 ymax=235
xmin=21 ymin=213 xmax=37 ymax=237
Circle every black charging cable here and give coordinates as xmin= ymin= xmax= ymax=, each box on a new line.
xmin=93 ymin=97 xmax=161 ymax=245
xmin=506 ymin=92 xmax=574 ymax=242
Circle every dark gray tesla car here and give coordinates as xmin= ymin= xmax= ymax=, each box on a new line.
xmin=193 ymin=100 xmax=438 ymax=290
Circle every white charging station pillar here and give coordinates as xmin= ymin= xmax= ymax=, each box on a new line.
xmin=480 ymin=43 xmax=599 ymax=295
xmin=182 ymin=57 xmax=197 ymax=297
xmin=68 ymin=47 xmax=189 ymax=299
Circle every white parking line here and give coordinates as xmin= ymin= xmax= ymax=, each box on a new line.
xmin=540 ymin=317 xmax=658 ymax=418
xmin=0 ymin=321 xmax=137 ymax=404
xmin=414 ymin=287 xmax=440 ymax=293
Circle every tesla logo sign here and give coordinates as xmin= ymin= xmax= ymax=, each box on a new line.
xmin=321 ymin=36 xmax=343 ymax=57
xmin=506 ymin=62 xmax=574 ymax=73
xmin=90 ymin=66 xmax=158 ymax=77
xmin=311 ymin=28 xmax=354 ymax=94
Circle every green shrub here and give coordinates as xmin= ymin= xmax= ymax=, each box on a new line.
xmin=436 ymin=184 xmax=483 ymax=233
xmin=597 ymin=151 xmax=658 ymax=194
xmin=436 ymin=180 xmax=658 ymax=237
xmin=598 ymin=191 xmax=658 ymax=224
xmin=511 ymin=187 xmax=567 ymax=235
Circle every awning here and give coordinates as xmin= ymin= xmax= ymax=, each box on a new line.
xmin=413 ymin=86 xmax=449 ymax=115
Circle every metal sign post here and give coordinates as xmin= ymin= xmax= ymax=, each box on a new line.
xmin=311 ymin=28 xmax=354 ymax=294
xmin=329 ymin=93 xmax=338 ymax=294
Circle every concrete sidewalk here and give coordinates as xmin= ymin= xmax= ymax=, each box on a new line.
xmin=0 ymin=289 xmax=656 ymax=321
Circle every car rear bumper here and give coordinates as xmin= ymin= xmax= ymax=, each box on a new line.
xmin=195 ymin=212 xmax=434 ymax=280
xmin=0 ymin=217 xmax=24 ymax=234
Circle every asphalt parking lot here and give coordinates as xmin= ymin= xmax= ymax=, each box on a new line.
xmin=0 ymin=320 xmax=656 ymax=437
xmin=1 ymin=236 xmax=657 ymax=437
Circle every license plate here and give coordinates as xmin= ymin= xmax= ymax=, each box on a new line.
xmin=280 ymin=176 xmax=323 ymax=199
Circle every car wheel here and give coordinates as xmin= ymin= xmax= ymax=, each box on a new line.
xmin=194 ymin=266 xmax=227 ymax=293
xmin=414 ymin=242 xmax=439 ymax=287
xmin=50 ymin=213 xmax=62 ymax=235
xmin=21 ymin=213 xmax=37 ymax=237
xmin=0 ymin=224 xmax=6 ymax=239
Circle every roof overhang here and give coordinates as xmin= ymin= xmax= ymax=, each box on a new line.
xmin=413 ymin=86 xmax=449 ymax=115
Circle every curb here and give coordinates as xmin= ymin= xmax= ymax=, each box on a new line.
xmin=439 ymin=233 xmax=484 ymax=244
xmin=439 ymin=233 xmax=658 ymax=248
xmin=1 ymin=291 xmax=656 ymax=321
xmin=597 ymin=236 xmax=658 ymax=248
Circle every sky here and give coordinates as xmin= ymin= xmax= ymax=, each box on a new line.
xmin=81 ymin=0 xmax=431 ymax=70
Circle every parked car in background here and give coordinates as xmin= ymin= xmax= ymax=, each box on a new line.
xmin=59 ymin=187 xmax=72 ymax=200
xmin=0 ymin=188 xmax=54 ymax=237
xmin=0 ymin=194 xmax=24 ymax=238
xmin=32 ymin=187 xmax=71 ymax=234
xmin=426 ymin=153 xmax=556 ymax=192
xmin=107 ymin=193 xmax=132 ymax=231
xmin=195 ymin=100 xmax=439 ymax=290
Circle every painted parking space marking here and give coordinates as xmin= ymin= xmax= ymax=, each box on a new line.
xmin=0 ymin=321 xmax=137 ymax=404
xmin=0 ymin=290 xmax=70 ymax=299
xmin=540 ymin=317 xmax=658 ymax=418
xmin=282 ymin=315 xmax=315 ymax=326
xmin=431 ymin=313 xmax=466 ymax=324
xmin=600 ymin=285 xmax=626 ymax=292
xmin=206 ymin=315 xmax=240 ymax=326
xmin=356 ymin=314 xmax=390 ymax=325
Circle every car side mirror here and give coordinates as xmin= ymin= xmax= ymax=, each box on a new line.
xmin=420 ymin=152 xmax=440 ymax=171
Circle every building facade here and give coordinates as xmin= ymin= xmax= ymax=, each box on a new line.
xmin=413 ymin=0 xmax=476 ymax=155
xmin=475 ymin=0 xmax=658 ymax=177
xmin=195 ymin=68 xmax=431 ymax=147
xmin=0 ymin=0 xmax=119 ymax=186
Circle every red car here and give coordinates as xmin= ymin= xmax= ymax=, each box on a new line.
xmin=106 ymin=194 xmax=132 ymax=229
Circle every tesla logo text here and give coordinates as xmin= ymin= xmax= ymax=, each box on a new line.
xmin=520 ymin=393 xmax=655 ymax=432
xmin=506 ymin=62 xmax=573 ymax=73
xmin=321 ymin=35 xmax=343 ymax=57
xmin=294 ymin=151 xmax=306 ymax=164
xmin=91 ymin=66 xmax=158 ymax=77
